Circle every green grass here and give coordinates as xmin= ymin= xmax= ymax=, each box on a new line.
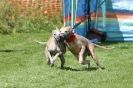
xmin=0 ymin=33 xmax=133 ymax=88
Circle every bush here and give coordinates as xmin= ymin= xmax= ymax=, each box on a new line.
xmin=0 ymin=0 xmax=62 ymax=34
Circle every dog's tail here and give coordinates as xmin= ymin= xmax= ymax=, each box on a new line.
xmin=93 ymin=43 xmax=115 ymax=50
xmin=33 ymin=40 xmax=47 ymax=45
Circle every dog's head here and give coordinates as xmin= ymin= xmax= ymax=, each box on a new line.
xmin=59 ymin=26 xmax=73 ymax=39
xmin=52 ymin=27 xmax=64 ymax=42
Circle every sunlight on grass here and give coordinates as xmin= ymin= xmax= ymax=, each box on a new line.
xmin=0 ymin=33 xmax=133 ymax=88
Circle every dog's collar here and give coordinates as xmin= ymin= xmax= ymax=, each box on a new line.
xmin=66 ymin=33 xmax=77 ymax=43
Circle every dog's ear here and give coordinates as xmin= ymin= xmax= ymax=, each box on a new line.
xmin=55 ymin=27 xmax=59 ymax=30
xmin=52 ymin=27 xmax=59 ymax=34
xmin=67 ymin=26 xmax=73 ymax=31
xmin=52 ymin=29 xmax=60 ymax=36
xmin=68 ymin=27 xmax=73 ymax=33
xmin=52 ymin=30 xmax=56 ymax=35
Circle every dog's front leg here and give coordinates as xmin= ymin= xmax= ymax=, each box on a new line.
xmin=50 ymin=52 xmax=62 ymax=66
xmin=59 ymin=54 xmax=65 ymax=68
xmin=45 ymin=47 xmax=54 ymax=66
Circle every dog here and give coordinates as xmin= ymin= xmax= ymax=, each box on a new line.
xmin=34 ymin=28 xmax=66 ymax=68
xmin=59 ymin=26 xmax=114 ymax=69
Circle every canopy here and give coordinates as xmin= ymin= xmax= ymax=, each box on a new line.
xmin=63 ymin=0 xmax=133 ymax=41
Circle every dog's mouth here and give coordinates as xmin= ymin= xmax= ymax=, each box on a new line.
xmin=53 ymin=31 xmax=71 ymax=42
xmin=54 ymin=35 xmax=65 ymax=42
xmin=61 ymin=33 xmax=71 ymax=40
xmin=56 ymin=33 xmax=67 ymax=40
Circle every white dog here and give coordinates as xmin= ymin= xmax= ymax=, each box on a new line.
xmin=34 ymin=28 xmax=66 ymax=68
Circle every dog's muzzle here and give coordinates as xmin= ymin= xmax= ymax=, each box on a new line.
xmin=60 ymin=33 xmax=69 ymax=40
xmin=54 ymin=34 xmax=65 ymax=43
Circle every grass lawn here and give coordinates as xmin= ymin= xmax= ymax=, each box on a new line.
xmin=0 ymin=33 xmax=133 ymax=88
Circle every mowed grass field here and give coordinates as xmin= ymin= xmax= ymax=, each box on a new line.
xmin=0 ymin=33 xmax=133 ymax=88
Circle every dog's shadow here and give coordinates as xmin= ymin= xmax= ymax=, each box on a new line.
xmin=0 ymin=49 xmax=24 ymax=53
xmin=61 ymin=66 xmax=99 ymax=71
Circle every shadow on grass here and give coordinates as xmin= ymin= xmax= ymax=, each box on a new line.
xmin=96 ymin=42 xmax=118 ymax=46
xmin=120 ymin=46 xmax=129 ymax=49
xmin=61 ymin=66 xmax=99 ymax=71
xmin=0 ymin=49 xmax=24 ymax=53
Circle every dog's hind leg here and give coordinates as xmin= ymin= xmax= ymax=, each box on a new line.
xmin=44 ymin=47 xmax=50 ymax=65
xmin=87 ymin=44 xmax=104 ymax=69
xmin=78 ymin=45 xmax=89 ymax=65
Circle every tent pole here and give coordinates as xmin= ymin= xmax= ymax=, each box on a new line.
xmin=101 ymin=0 xmax=106 ymax=28
xmin=95 ymin=0 xmax=99 ymax=28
